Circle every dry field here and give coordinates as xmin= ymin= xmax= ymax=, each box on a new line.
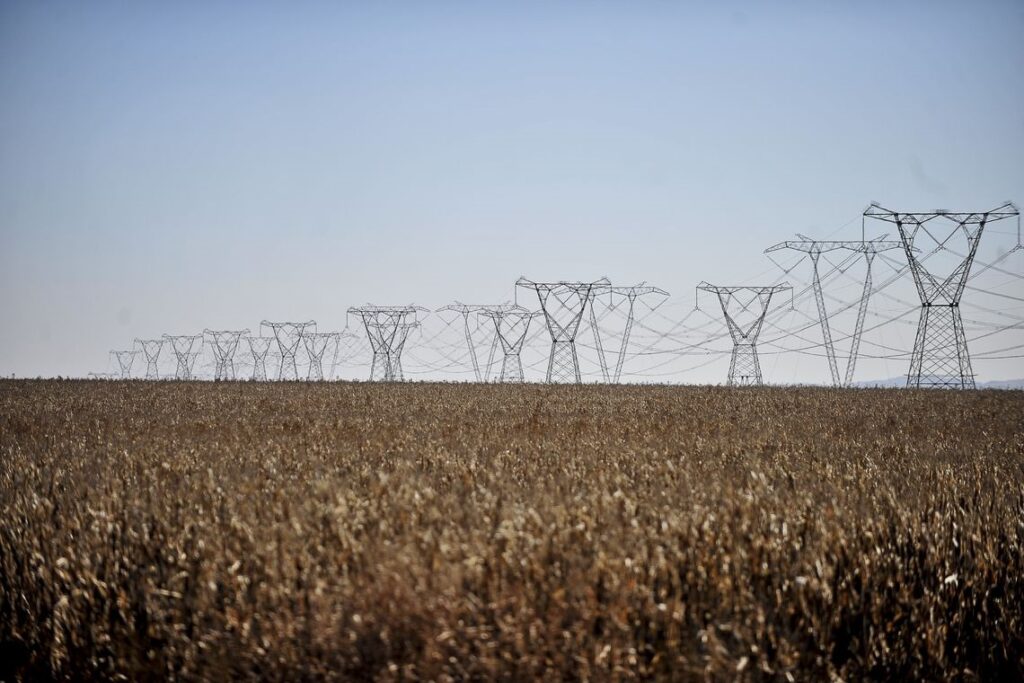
xmin=1 ymin=379 xmax=1022 ymax=681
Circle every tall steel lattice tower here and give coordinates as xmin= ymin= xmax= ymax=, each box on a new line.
xmin=517 ymin=277 xmax=610 ymax=383
xmin=260 ymin=321 xmax=316 ymax=380
xmin=765 ymin=236 xmax=902 ymax=387
xmin=110 ymin=350 xmax=138 ymax=379
xmin=347 ymin=305 xmax=426 ymax=381
xmin=162 ymin=334 xmax=203 ymax=380
xmin=437 ymin=302 xmax=509 ymax=382
xmin=697 ymin=283 xmax=791 ymax=386
xmin=478 ymin=305 xmax=540 ymax=383
xmin=303 ymin=332 xmax=339 ymax=381
xmin=135 ymin=338 xmax=165 ymax=379
xmin=245 ymin=336 xmax=274 ymax=381
xmin=204 ymin=329 xmax=249 ymax=381
xmin=589 ymin=283 xmax=669 ymax=384
xmin=865 ymin=202 xmax=1019 ymax=389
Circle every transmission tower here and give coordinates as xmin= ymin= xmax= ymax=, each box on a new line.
xmin=347 ymin=305 xmax=426 ymax=381
xmin=589 ymin=283 xmax=669 ymax=383
xmin=260 ymin=321 xmax=316 ymax=380
xmin=516 ymin=277 xmax=611 ymax=383
xmin=865 ymin=202 xmax=1019 ymax=388
xmin=134 ymin=338 xmax=165 ymax=379
xmin=245 ymin=336 xmax=274 ymax=381
xmin=437 ymin=302 xmax=511 ymax=382
xmin=697 ymin=283 xmax=791 ymax=386
xmin=162 ymin=334 xmax=203 ymax=380
xmin=303 ymin=332 xmax=338 ymax=381
xmin=765 ymin=236 xmax=902 ymax=387
xmin=204 ymin=329 xmax=249 ymax=381
xmin=478 ymin=305 xmax=540 ymax=383
xmin=110 ymin=350 xmax=138 ymax=379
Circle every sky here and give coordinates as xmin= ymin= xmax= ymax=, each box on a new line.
xmin=1 ymin=1 xmax=1022 ymax=382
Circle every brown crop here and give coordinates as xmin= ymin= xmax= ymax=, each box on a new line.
xmin=1 ymin=380 xmax=1022 ymax=681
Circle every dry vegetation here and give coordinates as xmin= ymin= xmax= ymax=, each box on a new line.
xmin=1 ymin=379 xmax=1022 ymax=681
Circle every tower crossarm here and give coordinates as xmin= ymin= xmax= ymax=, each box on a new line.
xmin=765 ymin=238 xmax=904 ymax=255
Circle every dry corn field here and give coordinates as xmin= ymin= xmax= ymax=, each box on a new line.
xmin=1 ymin=380 xmax=1022 ymax=681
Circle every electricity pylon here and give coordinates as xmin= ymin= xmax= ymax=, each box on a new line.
xmin=516 ymin=277 xmax=611 ymax=383
xmin=303 ymin=332 xmax=338 ymax=381
xmin=437 ymin=302 xmax=511 ymax=382
xmin=589 ymin=283 xmax=669 ymax=383
xmin=347 ymin=305 xmax=427 ymax=381
xmin=162 ymin=334 xmax=203 ymax=380
xmin=204 ymin=329 xmax=249 ymax=381
xmin=765 ymin=236 xmax=902 ymax=387
xmin=110 ymin=350 xmax=138 ymax=379
xmin=135 ymin=338 xmax=165 ymax=379
xmin=245 ymin=336 xmax=273 ymax=381
xmin=697 ymin=283 xmax=791 ymax=386
xmin=865 ymin=202 xmax=1020 ymax=389
xmin=478 ymin=305 xmax=540 ymax=383
xmin=260 ymin=321 xmax=316 ymax=380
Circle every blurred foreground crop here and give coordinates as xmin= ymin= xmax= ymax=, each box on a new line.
xmin=1 ymin=380 xmax=1022 ymax=680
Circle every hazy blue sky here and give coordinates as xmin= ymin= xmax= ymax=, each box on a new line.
xmin=1 ymin=1 xmax=1022 ymax=380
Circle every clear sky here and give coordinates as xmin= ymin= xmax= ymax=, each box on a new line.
xmin=1 ymin=1 xmax=1022 ymax=381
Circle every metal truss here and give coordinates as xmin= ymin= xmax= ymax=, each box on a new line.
xmin=134 ymin=338 xmax=165 ymax=379
xmin=110 ymin=350 xmax=138 ymax=379
xmin=589 ymin=283 xmax=669 ymax=383
xmin=766 ymin=236 xmax=902 ymax=387
xmin=245 ymin=336 xmax=274 ymax=381
xmin=697 ymin=283 xmax=791 ymax=386
xmin=437 ymin=302 xmax=512 ymax=382
xmin=865 ymin=202 xmax=1019 ymax=389
xmin=303 ymin=332 xmax=338 ymax=381
xmin=347 ymin=305 xmax=427 ymax=381
xmin=516 ymin=277 xmax=611 ymax=383
xmin=204 ymin=329 xmax=249 ymax=381
xmin=478 ymin=305 xmax=541 ymax=383
xmin=162 ymin=335 xmax=203 ymax=380
xmin=260 ymin=321 xmax=316 ymax=381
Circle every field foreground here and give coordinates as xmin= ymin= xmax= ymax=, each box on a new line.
xmin=1 ymin=380 xmax=1022 ymax=681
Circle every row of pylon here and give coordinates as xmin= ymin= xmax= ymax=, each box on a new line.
xmin=100 ymin=202 xmax=1019 ymax=389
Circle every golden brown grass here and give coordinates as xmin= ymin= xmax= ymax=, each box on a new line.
xmin=1 ymin=379 xmax=1022 ymax=681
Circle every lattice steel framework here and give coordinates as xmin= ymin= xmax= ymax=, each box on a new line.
xmin=589 ymin=283 xmax=669 ymax=383
xmin=437 ymin=302 xmax=512 ymax=382
xmin=516 ymin=277 xmax=611 ymax=383
xmin=865 ymin=202 xmax=1019 ymax=389
xmin=134 ymin=338 xmax=165 ymax=380
xmin=162 ymin=335 xmax=203 ymax=380
xmin=260 ymin=321 xmax=316 ymax=380
xmin=478 ymin=305 xmax=540 ymax=383
xmin=204 ymin=329 xmax=249 ymax=381
xmin=697 ymin=283 xmax=791 ymax=386
xmin=347 ymin=305 xmax=426 ymax=381
xmin=303 ymin=332 xmax=338 ymax=381
xmin=765 ymin=237 xmax=902 ymax=387
xmin=110 ymin=350 xmax=138 ymax=379
xmin=245 ymin=336 xmax=274 ymax=381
